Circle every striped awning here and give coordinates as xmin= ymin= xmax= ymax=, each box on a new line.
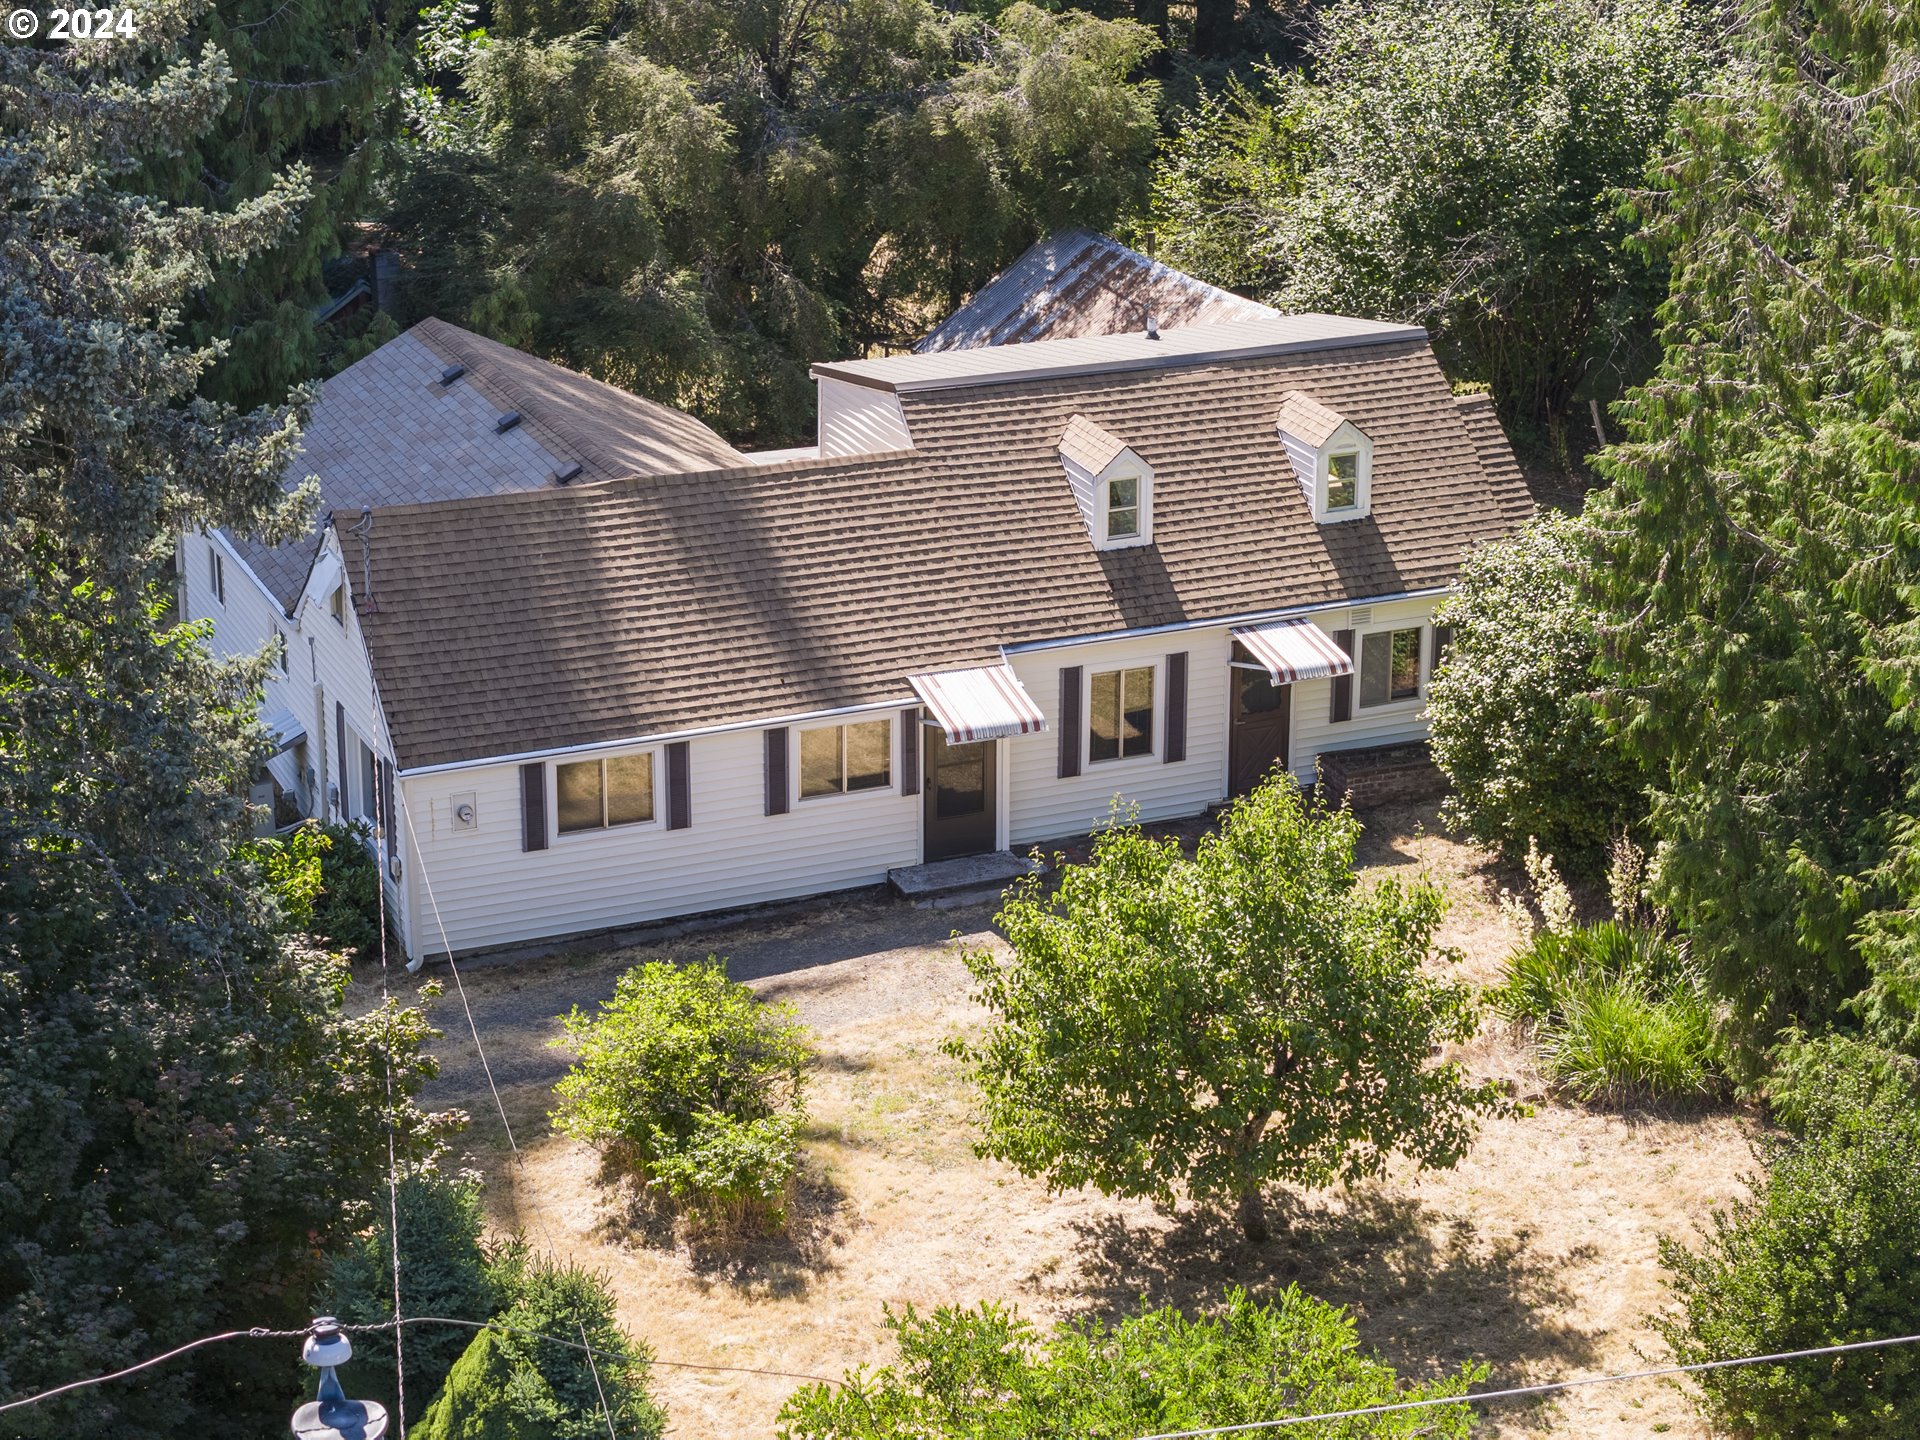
xmin=908 ymin=664 xmax=1049 ymax=743
xmin=1231 ymin=618 xmax=1355 ymax=683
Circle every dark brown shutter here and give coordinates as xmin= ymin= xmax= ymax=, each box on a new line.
xmin=765 ymin=728 xmax=789 ymax=816
xmin=1057 ymin=666 xmax=1083 ymax=779
xmin=335 ymin=702 xmax=348 ymax=815
xmin=900 ymin=708 xmax=921 ymax=796
xmin=666 ymin=741 xmax=691 ymax=830
xmin=381 ymin=757 xmax=397 ymax=860
xmin=1330 ymin=629 xmax=1355 ymax=723
xmin=1431 ymin=624 xmax=1456 ymax=673
xmin=520 ymin=762 xmax=548 ymax=851
xmin=1164 ymin=652 xmax=1188 ymax=764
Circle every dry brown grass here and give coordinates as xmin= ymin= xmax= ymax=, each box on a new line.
xmin=405 ymin=802 xmax=1759 ymax=1439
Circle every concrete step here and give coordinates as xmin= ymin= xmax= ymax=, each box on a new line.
xmin=887 ymin=851 xmax=1044 ymax=909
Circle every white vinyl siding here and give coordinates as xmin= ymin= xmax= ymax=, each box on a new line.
xmin=399 ymin=724 xmax=919 ymax=954
xmin=1288 ymin=596 xmax=1439 ymax=779
xmin=815 ymin=377 xmax=912 ymax=456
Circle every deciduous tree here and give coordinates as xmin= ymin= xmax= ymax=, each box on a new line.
xmin=954 ymin=780 xmax=1504 ymax=1243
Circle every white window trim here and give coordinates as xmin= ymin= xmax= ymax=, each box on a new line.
xmin=1314 ymin=437 xmax=1372 ymax=523
xmin=794 ymin=717 xmax=895 ymax=803
xmin=551 ymin=749 xmax=661 ymax=840
xmin=1085 ymin=661 xmax=1159 ymax=767
xmin=1355 ymin=622 xmax=1429 ymax=712
xmin=208 ymin=542 xmax=226 ymax=607
xmin=1099 ymin=469 xmax=1151 ymax=550
xmin=1324 ymin=449 xmax=1364 ymax=515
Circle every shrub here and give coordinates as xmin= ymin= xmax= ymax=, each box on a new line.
xmin=290 ymin=818 xmax=385 ymax=960
xmin=1495 ymin=920 xmax=1723 ymax=1103
xmin=415 ymin=1254 xmax=666 ymax=1440
xmin=319 ymin=1166 xmax=502 ymax=1424
xmin=1658 ymin=1038 xmax=1920 ymax=1437
xmin=954 ymin=779 xmax=1506 ymax=1243
xmin=778 ymin=1285 xmax=1480 ymax=1438
xmin=1428 ymin=513 xmax=1645 ymax=868
xmin=550 ymin=958 xmax=812 ymax=1232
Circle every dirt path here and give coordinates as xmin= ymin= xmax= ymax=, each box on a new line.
xmin=381 ymin=804 xmax=1757 ymax=1439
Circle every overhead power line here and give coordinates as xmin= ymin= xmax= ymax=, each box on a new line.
xmin=1123 ymin=1331 xmax=1920 ymax=1440
xmin=0 ymin=1314 xmax=841 ymax=1418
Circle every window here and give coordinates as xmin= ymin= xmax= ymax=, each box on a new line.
xmin=799 ymin=719 xmax=891 ymax=799
xmin=1106 ymin=475 xmax=1140 ymax=539
xmin=330 ymin=585 xmax=345 ymax=626
xmin=1090 ymin=666 xmax=1154 ymax=762
xmin=1359 ymin=627 xmax=1423 ymax=707
xmin=208 ymin=545 xmax=225 ymax=605
xmin=274 ymin=631 xmax=289 ymax=676
xmin=1327 ymin=452 xmax=1360 ymax=510
xmin=556 ymin=753 xmax=655 ymax=833
xmin=357 ymin=738 xmax=378 ymax=823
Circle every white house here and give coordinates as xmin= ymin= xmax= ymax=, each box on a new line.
xmin=189 ymin=290 xmax=1531 ymax=959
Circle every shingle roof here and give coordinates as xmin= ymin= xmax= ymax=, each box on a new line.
xmin=817 ymin=314 xmax=1426 ymax=394
xmin=915 ymin=229 xmax=1277 ymax=353
xmin=1057 ymin=415 xmax=1129 ymax=473
xmin=1276 ymin=390 xmax=1350 ymax=448
xmin=225 ymin=318 xmax=746 ymax=608
xmin=356 ymin=331 xmax=1532 ymax=771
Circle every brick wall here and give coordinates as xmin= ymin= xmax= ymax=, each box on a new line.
xmin=1316 ymin=740 xmax=1447 ymax=810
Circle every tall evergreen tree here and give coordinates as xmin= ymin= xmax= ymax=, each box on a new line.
xmin=0 ymin=8 xmax=446 ymax=1434
xmin=141 ymin=0 xmax=406 ymax=409
xmin=381 ymin=0 xmax=1160 ymax=447
xmin=1590 ymin=0 xmax=1920 ymax=1068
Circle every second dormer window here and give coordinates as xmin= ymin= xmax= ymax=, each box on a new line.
xmin=1327 ymin=452 xmax=1360 ymax=511
xmin=1107 ymin=476 xmax=1141 ymax=539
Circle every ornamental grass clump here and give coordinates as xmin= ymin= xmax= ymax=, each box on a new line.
xmin=550 ymin=958 xmax=812 ymax=1234
xmin=1494 ymin=920 xmax=1724 ymax=1104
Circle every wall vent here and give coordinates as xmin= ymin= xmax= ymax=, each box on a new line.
xmin=439 ymin=364 xmax=466 ymax=386
xmin=1349 ymin=606 xmax=1373 ymax=627
xmin=495 ymin=410 xmax=522 ymax=434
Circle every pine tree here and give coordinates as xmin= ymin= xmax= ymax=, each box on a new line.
xmin=0 ymin=8 xmax=446 ymax=1434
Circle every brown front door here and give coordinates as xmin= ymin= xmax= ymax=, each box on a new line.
xmin=923 ymin=726 xmax=997 ymax=861
xmin=1229 ymin=658 xmax=1293 ymax=796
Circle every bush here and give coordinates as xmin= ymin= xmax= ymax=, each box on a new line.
xmin=550 ymin=958 xmax=812 ymax=1232
xmin=955 ymin=779 xmax=1505 ymax=1243
xmin=1428 ymin=513 xmax=1645 ymax=868
xmin=1658 ymin=1038 xmax=1920 ymax=1437
xmin=778 ymin=1285 xmax=1480 ymax=1438
xmin=415 ymin=1253 xmax=666 ymax=1440
xmin=318 ymin=1166 xmax=501 ymax=1424
xmin=1495 ymin=921 xmax=1723 ymax=1103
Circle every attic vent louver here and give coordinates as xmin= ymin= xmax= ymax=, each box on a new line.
xmin=553 ymin=462 xmax=583 ymax=485
xmin=439 ymin=364 xmax=466 ymax=386
xmin=495 ymin=411 xmax=522 ymax=434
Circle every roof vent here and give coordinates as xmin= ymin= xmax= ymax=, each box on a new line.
xmin=553 ymin=462 xmax=583 ymax=485
xmin=1144 ymin=313 xmax=1160 ymax=341
xmin=439 ymin=364 xmax=466 ymax=386
xmin=494 ymin=411 xmax=521 ymax=434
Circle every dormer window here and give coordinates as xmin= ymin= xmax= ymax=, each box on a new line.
xmin=1277 ymin=391 xmax=1373 ymax=524
xmin=1058 ymin=415 xmax=1153 ymax=551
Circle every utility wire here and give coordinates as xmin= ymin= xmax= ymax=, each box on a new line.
xmin=0 ymin=1314 xmax=839 ymax=1418
xmin=9 ymin=1316 xmax=1920 ymax=1427
xmin=1122 ymin=1331 xmax=1920 ymax=1440
xmin=389 ymin=745 xmax=622 ymax=1440
xmin=369 ymin=745 xmax=408 ymax=1439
